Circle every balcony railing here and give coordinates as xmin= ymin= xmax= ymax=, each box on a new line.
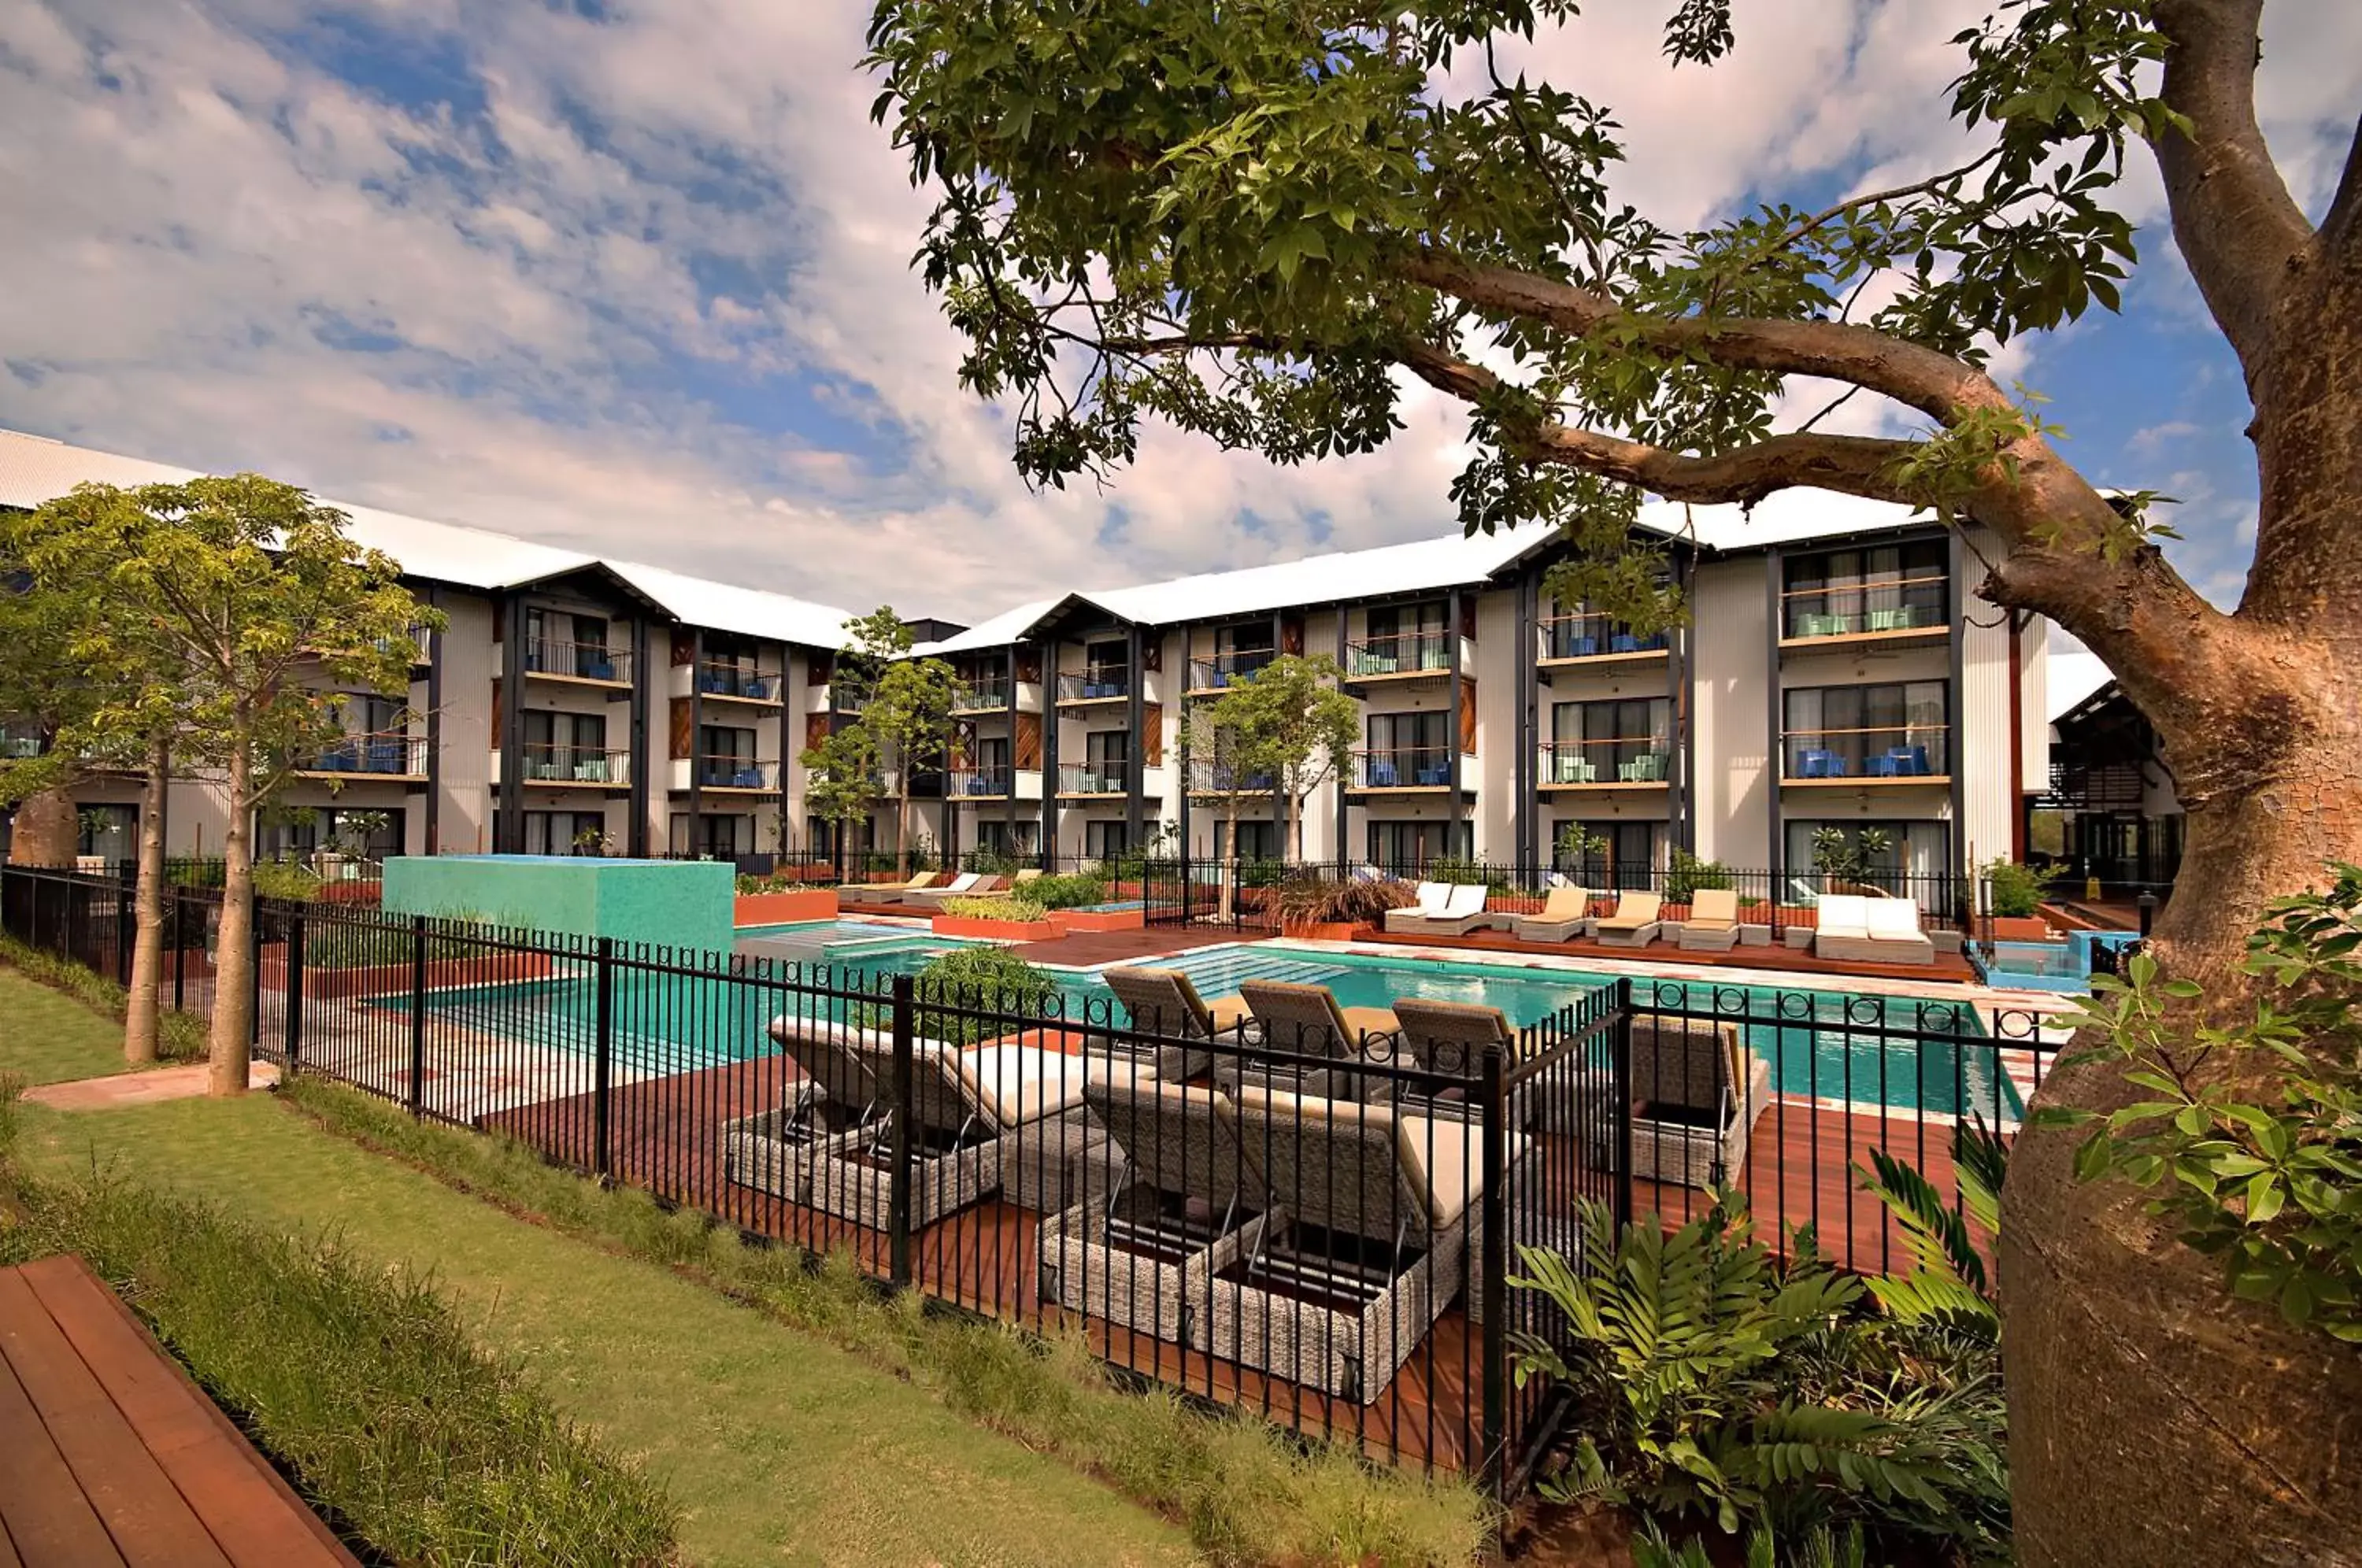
xmin=1 ymin=731 xmax=41 ymax=760
xmin=950 ymin=767 xmax=1014 ymax=797
xmin=1343 ymin=633 xmax=1453 ymax=679
xmin=1783 ymin=726 xmax=1949 ymax=779
xmin=1537 ymin=739 xmax=1671 ymax=785
xmin=1349 ymin=748 xmax=1455 ymax=789
xmin=525 ymin=639 xmax=631 ymax=684
xmin=694 ymin=663 xmax=779 ymax=701
xmin=1057 ymin=671 xmax=1131 ymax=704
xmin=508 ymin=745 xmax=633 ymax=786
xmin=952 ymin=679 xmax=1013 ymax=712
xmin=1187 ymin=650 xmax=1275 ymax=693
xmin=1188 ymin=760 xmax=1277 ymax=793
xmin=296 ymin=734 xmax=427 ymax=778
xmin=694 ymin=756 xmax=780 ymax=790
xmin=829 ymin=684 xmax=868 ymax=716
xmin=1782 ymin=576 xmax=1949 ymax=640
xmin=1539 ymin=615 xmax=1668 ymax=660
xmin=1058 ymin=762 xmax=1128 ymax=795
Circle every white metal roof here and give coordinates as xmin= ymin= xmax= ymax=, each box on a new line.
xmin=0 ymin=427 xmax=856 ymax=649
xmin=2045 ymin=648 xmax=2115 ymax=723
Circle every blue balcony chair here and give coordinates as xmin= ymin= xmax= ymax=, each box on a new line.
xmin=1609 ymin=632 xmax=1639 ymax=654
xmin=1868 ymin=753 xmax=1900 ymax=777
xmin=1797 ymin=748 xmax=1832 ymax=778
xmin=1893 ymin=744 xmax=1931 ymax=775
xmin=583 ymin=656 xmax=616 ymax=682
xmin=1368 ymin=759 xmax=1399 ymax=788
xmin=734 ymin=767 xmax=764 ymax=790
xmin=367 ymin=739 xmax=403 ymax=773
xmin=1416 ymin=762 xmax=1449 ymax=786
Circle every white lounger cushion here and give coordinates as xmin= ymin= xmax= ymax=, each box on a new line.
xmin=937 ymin=871 xmax=983 ymax=895
xmin=1410 ymin=881 xmax=1451 ymax=914
xmin=1231 ymin=1087 xmax=1527 ymax=1231
xmin=1864 ymin=898 xmax=1924 ymax=940
xmin=1815 ymin=895 xmax=1872 ymax=939
xmin=946 ymin=1044 xmax=1157 ymax=1126
xmin=1442 ymin=884 xmax=1489 ymax=918
xmin=1597 ymin=891 xmax=1662 ymax=929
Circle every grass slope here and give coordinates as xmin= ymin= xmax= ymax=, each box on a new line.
xmin=5 ymin=974 xmax=1194 ymax=1567
xmin=0 ymin=962 xmax=146 ymax=1083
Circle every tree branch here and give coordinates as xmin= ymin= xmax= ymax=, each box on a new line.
xmin=2322 ymin=109 xmax=2362 ymax=257
xmin=2153 ymin=0 xmax=2316 ymax=378
xmin=1395 ymin=342 xmax=1918 ymax=505
xmin=1395 ymin=248 xmax=2007 ymax=423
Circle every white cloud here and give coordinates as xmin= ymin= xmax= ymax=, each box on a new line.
xmin=0 ymin=0 xmax=2350 ymax=623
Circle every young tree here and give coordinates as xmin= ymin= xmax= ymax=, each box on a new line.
xmin=0 ymin=526 xmax=124 ymax=869
xmin=799 ymin=720 xmax=885 ymax=876
xmin=17 ymin=479 xmax=432 ymax=1095
xmin=866 ymin=4 xmax=2362 ymax=1558
xmin=1200 ymin=654 xmax=1360 ymax=865
xmin=839 ymin=606 xmax=957 ymax=876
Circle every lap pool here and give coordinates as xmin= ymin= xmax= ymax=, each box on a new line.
xmin=382 ymin=926 xmax=2019 ymax=1119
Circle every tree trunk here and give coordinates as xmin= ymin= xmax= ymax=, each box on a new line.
xmin=123 ymin=738 xmax=168 ymax=1064
xmin=7 ymin=787 xmax=78 ymax=867
xmin=897 ymin=782 xmax=914 ymax=878
xmin=2004 ymin=637 xmax=2362 ymax=1566
xmin=206 ymin=741 xmax=257 ymax=1095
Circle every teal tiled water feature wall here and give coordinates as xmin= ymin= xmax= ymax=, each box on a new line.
xmin=381 ymin=856 xmax=737 ymax=958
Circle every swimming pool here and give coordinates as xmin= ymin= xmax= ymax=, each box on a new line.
xmin=732 ymin=918 xmax=978 ymax=971
xmin=1976 ymin=930 xmax=2140 ymax=992
xmin=391 ymin=935 xmax=2015 ymax=1118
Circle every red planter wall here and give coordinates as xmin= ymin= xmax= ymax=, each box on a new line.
xmin=933 ymin=914 xmax=1061 ymax=941
xmin=734 ymin=889 xmax=839 ymax=926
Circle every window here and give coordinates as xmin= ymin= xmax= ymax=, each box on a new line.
xmin=1543 ymin=597 xmax=1669 ymax=658
xmin=521 ymin=711 xmax=609 ymax=780
xmin=1549 ymin=698 xmax=1670 ymax=782
xmin=527 ymin=609 xmax=613 ymax=677
xmin=345 ymin=693 xmax=405 ymax=735
xmin=1218 ymin=820 xmax=1279 ymax=862
xmin=974 ymin=819 xmax=1039 ymax=857
xmin=524 ymin=811 xmax=611 ymax=856
xmin=74 ymin=805 xmax=137 ymax=860
xmin=1783 ymin=541 xmax=1949 ymax=638
xmin=1366 ymin=712 xmax=1448 ymax=762
xmin=698 ymin=725 xmax=757 ymax=787
xmin=1553 ymin=819 xmax=1664 ymax=884
xmin=1362 ymin=601 xmax=1449 ymax=673
xmin=1783 ymin=682 xmax=1949 ymax=777
xmin=1367 ymin=819 xmax=1468 ymax=867
xmin=257 ymin=808 xmax=405 ymax=860
xmin=671 ymin=812 xmax=753 ymax=858
xmin=1085 ymin=641 xmax=1128 ymax=682
xmin=1785 ymin=819 xmax=1950 ymax=894
xmin=1084 ymin=819 xmax=1129 ymax=860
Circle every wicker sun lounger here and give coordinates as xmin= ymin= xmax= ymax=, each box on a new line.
xmin=1676 ymin=887 xmax=1743 ymax=952
xmin=1038 ymin=1078 xmax=1275 ymax=1345
xmin=1233 ymin=979 xmax=1399 ymax=1099
xmin=1811 ymin=895 xmax=1937 ymax=966
xmin=722 ymin=1017 xmax=921 ymax=1204
xmin=1101 ymin=965 xmax=1254 ymax=1080
xmin=1207 ymin=1087 xmax=1524 ymax=1403
xmin=1591 ymin=891 xmax=1664 ymax=948
xmin=1596 ymin=1016 xmax=1771 ymax=1188
xmin=1511 ymin=884 xmax=1593 ymax=943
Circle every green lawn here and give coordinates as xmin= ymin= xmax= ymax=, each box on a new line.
xmin=0 ymin=967 xmax=146 ymax=1084
xmin=4 ymin=971 xmax=1196 ymax=1568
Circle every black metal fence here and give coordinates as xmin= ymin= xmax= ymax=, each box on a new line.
xmin=0 ymin=863 xmax=2057 ymax=1498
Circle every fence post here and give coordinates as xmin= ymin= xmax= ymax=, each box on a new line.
xmin=246 ymin=890 xmax=265 ymax=1050
xmin=2138 ymin=889 xmax=2158 ymax=937
xmin=1612 ymin=978 xmax=1635 ymax=1231
xmin=171 ymin=888 xmax=187 ymax=1012
xmin=407 ymin=915 xmax=428 ymax=1116
xmin=116 ymin=858 xmax=136 ymax=985
xmin=1479 ymin=1037 xmax=1509 ymax=1501
xmin=887 ymin=971 xmax=915 ymax=1287
xmin=593 ymin=937 xmax=615 ymax=1179
xmin=283 ymin=908 xmax=305 ymax=1074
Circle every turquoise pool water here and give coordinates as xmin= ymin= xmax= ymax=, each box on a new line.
xmin=391 ymin=936 xmax=2015 ymax=1118
xmin=1977 ymin=931 xmax=2139 ymax=992
xmin=732 ymin=918 xmax=976 ymax=971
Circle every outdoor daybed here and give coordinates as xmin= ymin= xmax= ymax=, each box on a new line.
xmin=1382 ymin=882 xmax=1491 ymax=937
xmin=1594 ymin=1016 xmax=1771 ymax=1189
xmin=1811 ymin=895 xmax=1938 ymax=966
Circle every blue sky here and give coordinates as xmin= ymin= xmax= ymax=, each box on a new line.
xmin=0 ymin=0 xmax=2352 ymax=627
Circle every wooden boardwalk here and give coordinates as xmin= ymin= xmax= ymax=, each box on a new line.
xmin=1352 ymin=925 xmax=1981 ymax=986
xmin=0 ymin=1255 xmax=355 ymax=1568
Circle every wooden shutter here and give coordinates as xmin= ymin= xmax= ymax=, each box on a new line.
xmin=803 ymin=713 xmax=831 ymax=752
xmin=1141 ymin=704 xmax=1166 ymax=767
xmin=668 ymin=698 xmax=694 ymax=759
xmin=490 ymin=679 xmax=502 ymax=738
xmin=1458 ymin=678 xmax=1478 ymax=753
xmin=1015 ymin=712 xmax=1044 ymax=769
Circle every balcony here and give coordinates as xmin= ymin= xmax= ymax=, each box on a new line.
xmin=952 ymin=679 xmax=1013 ymax=714
xmin=687 ymin=662 xmax=780 ymax=704
xmin=1779 ymin=581 xmax=1949 ymax=647
xmin=1056 ymin=671 xmax=1131 ymax=706
xmin=676 ymin=756 xmax=780 ymax=793
xmin=1342 ymin=633 xmax=1455 ymax=682
xmin=1536 ymin=739 xmax=1671 ymax=789
xmin=1538 ymin=614 xmax=1668 ymax=666
xmin=1057 ymin=762 xmax=1129 ymax=797
xmin=1346 ymin=748 xmax=1460 ymax=791
xmin=950 ymin=767 xmax=1015 ymax=799
xmin=294 ymin=734 xmax=427 ymax=780
xmin=2 ymin=728 xmax=41 ymax=760
xmin=524 ymin=639 xmax=633 ymax=687
xmin=1783 ymin=727 xmax=1950 ymax=783
xmin=493 ymin=745 xmax=634 ymax=790
xmin=1187 ymin=760 xmax=1277 ymax=795
xmin=1187 ymin=650 xmax=1275 ymax=695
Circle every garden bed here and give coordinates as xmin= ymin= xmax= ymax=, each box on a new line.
xmin=734 ymin=889 xmax=839 ymax=926
xmin=933 ymin=912 xmax=1064 ymax=941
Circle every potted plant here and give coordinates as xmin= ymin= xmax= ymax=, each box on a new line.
xmin=1273 ymin=874 xmax=1414 ymax=939
xmin=1983 ymin=857 xmax=2060 ymax=941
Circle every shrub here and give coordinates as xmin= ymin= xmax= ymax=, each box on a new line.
xmin=1423 ymin=856 xmax=1512 ymax=893
xmin=0 ymin=1108 xmax=679 ymax=1565
xmin=280 ymin=1076 xmax=1495 ymax=1566
xmin=1981 ymin=857 xmax=2056 ymax=919
xmin=962 ymin=846 xmax=1020 ymax=876
xmin=938 ymin=894 xmax=1049 ymax=923
xmin=892 ymin=944 xmax=1063 ymax=1044
xmin=1513 ymin=1196 xmax=2008 ymax=1558
xmin=1664 ymin=847 xmax=1734 ymax=903
xmin=252 ymin=859 xmax=324 ymax=902
xmin=1273 ymin=874 xmax=1417 ymax=929
xmin=1027 ymin=872 xmax=1109 ymax=910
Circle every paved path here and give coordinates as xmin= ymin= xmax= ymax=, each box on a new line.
xmin=24 ymin=1062 xmax=279 ymax=1111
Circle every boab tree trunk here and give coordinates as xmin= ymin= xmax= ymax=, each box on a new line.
xmin=7 ymin=787 xmax=77 ymax=867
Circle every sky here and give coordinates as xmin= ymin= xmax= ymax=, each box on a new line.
xmin=0 ymin=1 xmax=2354 ymax=627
